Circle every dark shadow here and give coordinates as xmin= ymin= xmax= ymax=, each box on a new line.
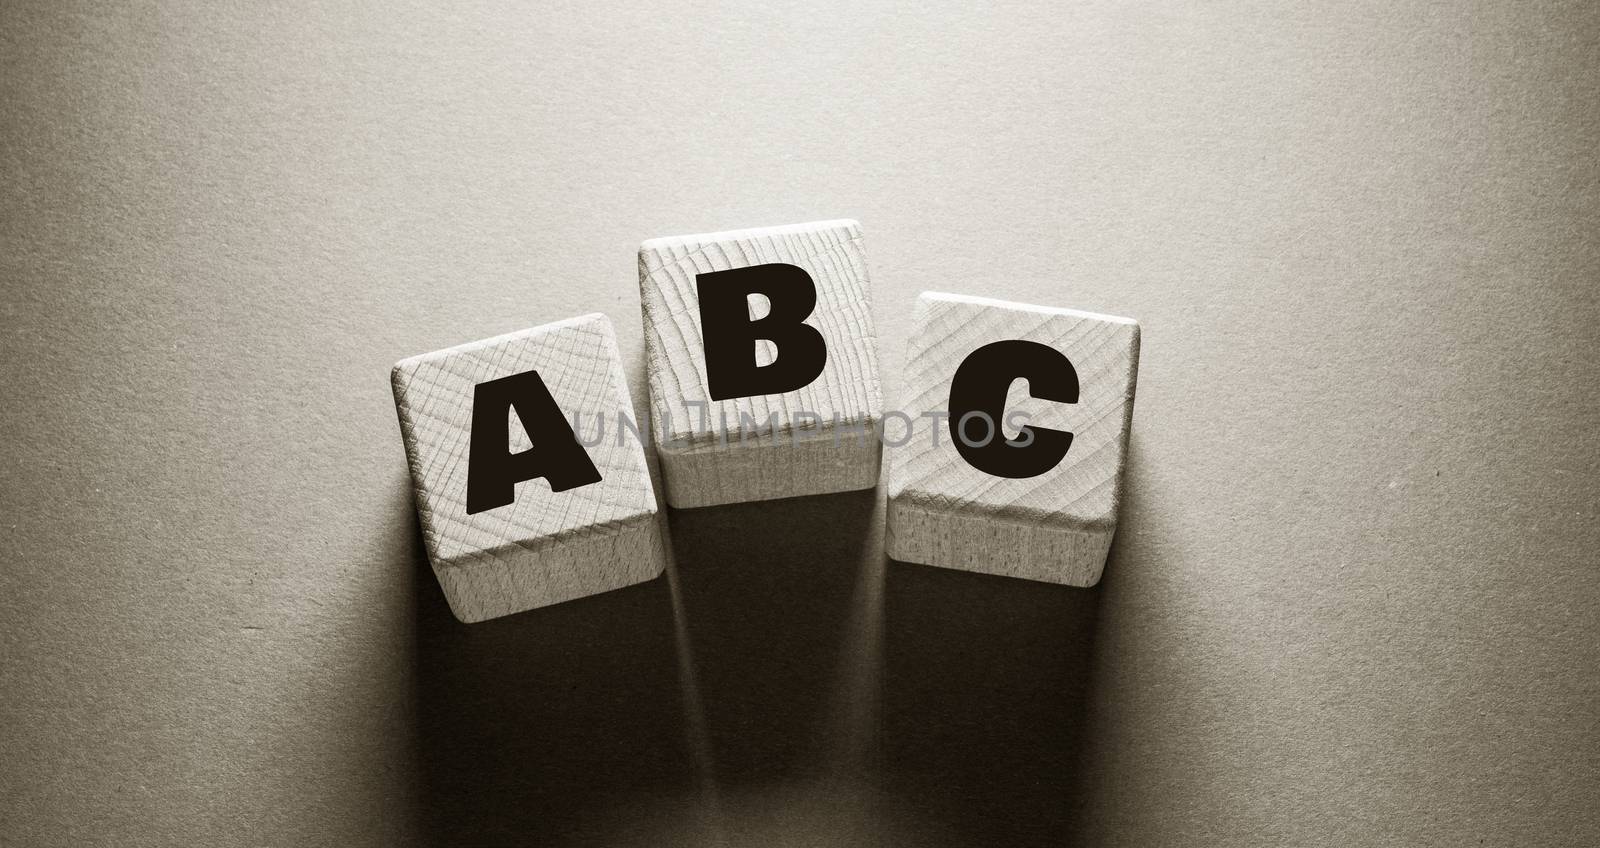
xmin=879 ymin=557 xmax=1103 ymax=847
xmin=404 ymin=434 xmax=1124 ymax=846
xmin=876 ymin=432 xmax=1148 ymax=846
xmin=409 ymin=507 xmax=701 ymax=846
xmin=664 ymin=487 xmax=880 ymax=787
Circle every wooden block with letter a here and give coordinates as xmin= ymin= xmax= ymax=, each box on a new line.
xmin=390 ymin=314 xmax=665 ymax=622
xmin=639 ymin=219 xmax=882 ymax=508
xmin=886 ymin=292 xmax=1140 ymax=587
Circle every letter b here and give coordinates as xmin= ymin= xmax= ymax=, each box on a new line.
xmin=697 ymin=263 xmax=827 ymax=401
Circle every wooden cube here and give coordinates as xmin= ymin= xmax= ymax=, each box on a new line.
xmin=391 ymin=314 xmax=666 ymax=622
xmin=886 ymin=293 xmax=1140 ymax=587
xmin=639 ymin=219 xmax=882 ymax=508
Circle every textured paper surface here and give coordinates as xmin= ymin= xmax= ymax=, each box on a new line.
xmin=2 ymin=1 xmax=1596 ymax=845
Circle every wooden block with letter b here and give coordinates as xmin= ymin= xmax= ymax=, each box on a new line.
xmin=639 ymin=219 xmax=882 ymax=508
xmin=390 ymin=314 xmax=666 ymax=622
xmin=886 ymin=293 xmax=1140 ymax=587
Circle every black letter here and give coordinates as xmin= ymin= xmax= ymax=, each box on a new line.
xmin=947 ymin=340 xmax=1078 ymax=479
xmin=697 ymin=263 xmax=827 ymax=401
xmin=466 ymin=370 xmax=602 ymax=514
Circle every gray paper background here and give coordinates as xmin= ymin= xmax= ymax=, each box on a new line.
xmin=2 ymin=1 xmax=1596 ymax=845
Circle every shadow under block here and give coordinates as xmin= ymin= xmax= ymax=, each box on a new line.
xmin=886 ymin=293 xmax=1140 ymax=587
xmin=639 ymin=219 xmax=883 ymax=508
xmin=391 ymin=315 xmax=666 ymax=622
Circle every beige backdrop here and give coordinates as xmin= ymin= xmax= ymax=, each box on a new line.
xmin=2 ymin=1 xmax=1596 ymax=845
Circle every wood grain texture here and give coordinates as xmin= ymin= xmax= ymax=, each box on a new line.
xmin=391 ymin=314 xmax=665 ymax=622
xmin=886 ymin=292 xmax=1140 ymax=587
xmin=639 ymin=219 xmax=882 ymax=508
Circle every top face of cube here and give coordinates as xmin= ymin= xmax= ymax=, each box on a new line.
xmin=391 ymin=314 xmax=656 ymax=565
xmin=638 ymin=219 xmax=881 ymax=451
xmin=888 ymin=292 xmax=1140 ymax=528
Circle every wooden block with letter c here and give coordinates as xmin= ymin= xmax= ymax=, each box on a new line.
xmin=886 ymin=292 xmax=1140 ymax=587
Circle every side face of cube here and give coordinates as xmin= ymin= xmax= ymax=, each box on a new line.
xmin=639 ymin=219 xmax=883 ymax=508
xmin=886 ymin=292 xmax=1140 ymax=587
xmin=391 ymin=314 xmax=665 ymax=622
